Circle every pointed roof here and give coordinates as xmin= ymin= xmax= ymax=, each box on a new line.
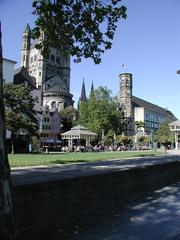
xmin=61 ymin=125 xmax=97 ymax=138
xmin=90 ymin=81 xmax=95 ymax=97
xmin=14 ymin=66 xmax=36 ymax=88
xmin=90 ymin=81 xmax=94 ymax=93
xmin=45 ymin=74 xmax=68 ymax=92
xmin=24 ymin=23 xmax=31 ymax=33
xmin=79 ymin=79 xmax=87 ymax=102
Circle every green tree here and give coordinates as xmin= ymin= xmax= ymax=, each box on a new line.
xmin=4 ymin=84 xmax=38 ymax=154
xmin=32 ymin=0 xmax=127 ymax=64
xmin=116 ymin=135 xmax=133 ymax=146
xmin=60 ymin=105 xmax=78 ymax=132
xmin=155 ymin=120 xmax=174 ymax=148
xmin=77 ymin=86 xmax=123 ymax=140
xmin=135 ymin=121 xmax=144 ymax=130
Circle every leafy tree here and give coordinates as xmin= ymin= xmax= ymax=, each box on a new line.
xmin=0 ymin=23 xmax=15 ymax=239
xmin=60 ymin=105 xmax=78 ymax=132
xmin=135 ymin=121 xmax=144 ymax=130
xmin=32 ymin=0 xmax=127 ymax=64
xmin=77 ymin=86 xmax=123 ymax=140
xmin=4 ymin=84 xmax=38 ymax=154
xmin=116 ymin=135 xmax=133 ymax=146
xmin=155 ymin=120 xmax=174 ymax=148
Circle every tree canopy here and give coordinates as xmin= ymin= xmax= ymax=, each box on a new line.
xmin=4 ymin=84 xmax=38 ymax=153
xmin=32 ymin=0 xmax=127 ymax=64
xmin=77 ymin=86 xmax=123 ymax=140
xmin=59 ymin=105 xmax=78 ymax=132
xmin=155 ymin=120 xmax=174 ymax=146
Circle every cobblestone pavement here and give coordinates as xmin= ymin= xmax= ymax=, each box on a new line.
xmin=59 ymin=182 xmax=180 ymax=240
xmin=11 ymin=154 xmax=180 ymax=185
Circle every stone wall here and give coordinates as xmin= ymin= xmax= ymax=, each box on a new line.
xmin=12 ymin=161 xmax=180 ymax=240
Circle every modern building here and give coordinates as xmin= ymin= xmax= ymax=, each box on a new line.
xmin=119 ymin=73 xmax=176 ymax=136
xmin=20 ymin=24 xmax=73 ymax=111
xmin=3 ymin=58 xmax=16 ymax=83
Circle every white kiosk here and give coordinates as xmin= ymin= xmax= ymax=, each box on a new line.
xmin=169 ymin=120 xmax=180 ymax=150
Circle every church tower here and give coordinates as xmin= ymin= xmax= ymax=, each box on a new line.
xmin=119 ymin=73 xmax=134 ymax=135
xmin=20 ymin=24 xmax=73 ymax=111
xmin=21 ymin=24 xmax=31 ymax=68
xmin=77 ymin=79 xmax=87 ymax=110
xmin=90 ymin=81 xmax=94 ymax=97
xmin=79 ymin=79 xmax=87 ymax=102
xmin=119 ymin=73 xmax=133 ymax=118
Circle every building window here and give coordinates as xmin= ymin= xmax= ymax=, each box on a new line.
xmin=51 ymin=54 xmax=55 ymax=62
xmin=30 ymin=56 xmax=33 ymax=63
xmin=23 ymin=54 xmax=25 ymax=62
xmin=56 ymin=57 xmax=60 ymax=64
xmin=51 ymin=101 xmax=56 ymax=108
xmin=38 ymin=85 xmax=41 ymax=90
xmin=34 ymin=55 xmax=37 ymax=61
xmin=39 ymin=72 xmax=41 ymax=76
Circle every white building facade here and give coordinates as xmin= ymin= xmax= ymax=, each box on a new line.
xmin=20 ymin=24 xmax=73 ymax=111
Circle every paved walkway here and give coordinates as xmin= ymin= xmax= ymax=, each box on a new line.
xmin=11 ymin=152 xmax=180 ymax=239
xmin=59 ymin=182 xmax=180 ymax=240
xmin=11 ymin=153 xmax=180 ymax=185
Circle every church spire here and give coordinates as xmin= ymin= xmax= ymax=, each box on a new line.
xmin=21 ymin=23 xmax=31 ymax=68
xmin=80 ymin=78 xmax=87 ymax=102
xmin=90 ymin=81 xmax=94 ymax=97
xmin=77 ymin=79 xmax=87 ymax=111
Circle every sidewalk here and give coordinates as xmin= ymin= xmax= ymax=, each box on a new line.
xmin=167 ymin=149 xmax=180 ymax=155
xmin=11 ymin=154 xmax=180 ymax=185
xmin=59 ymin=181 xmax=180 ymax=240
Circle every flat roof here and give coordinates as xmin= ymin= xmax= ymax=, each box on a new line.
xmin=3 ymin=58 xmax=17 ymax=64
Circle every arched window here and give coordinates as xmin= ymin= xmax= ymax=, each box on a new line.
xmin=51 ymin=101 xmax=56 ymax=108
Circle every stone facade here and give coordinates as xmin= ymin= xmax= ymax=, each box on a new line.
xmin=119 ymin=73 xmax=176 ymax=136
xmin=20 ymin=24 xmax=73 ymax=111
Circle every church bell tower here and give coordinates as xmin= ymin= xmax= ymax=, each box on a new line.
xmin=21 ymin=24 xmax=31 ymax=69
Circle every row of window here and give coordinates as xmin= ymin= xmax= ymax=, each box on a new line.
xmin=145 ymin=121 xmax=160 ymax=129
xmin=44 ymin=117 xmax=50 ymax=123
xmin=145 ymin=112 xmax=163 ymax=123
xmin=42 ymin=125 xmax=51 ymax=130
xmin=45 ymin=93 xmax=65 ymax=98
xmin=47 ymin=54 xmax=68 ymax=64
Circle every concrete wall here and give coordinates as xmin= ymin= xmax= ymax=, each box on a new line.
xmin=12 ymin=161 xmax=180 ymax=240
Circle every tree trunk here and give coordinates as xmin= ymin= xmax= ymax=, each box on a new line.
xmin=0 ymin=22 xmax=16 ymax=239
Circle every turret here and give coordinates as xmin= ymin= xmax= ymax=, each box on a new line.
xmin=21 ymin=24 xmax=31 ymax=68
xmin=90 ymin=81 xmax=94 ymax=97
xmin=80 ymin=78 xmax=87 ymax=102
xmin=119 ymin=73 xmax=133 ymax=118
xmin=77 ymin=79 xmax=87 ymax=111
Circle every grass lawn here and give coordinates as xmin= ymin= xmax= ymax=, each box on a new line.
xmin=9 ymin=150 xmax=163 ymax=167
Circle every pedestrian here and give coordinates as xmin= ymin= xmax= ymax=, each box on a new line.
xmin=28 ymin=143 xmax=32 ymax=153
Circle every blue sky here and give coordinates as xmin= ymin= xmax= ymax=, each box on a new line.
xmin=1 ymin=0 xmax=180 ymax=118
